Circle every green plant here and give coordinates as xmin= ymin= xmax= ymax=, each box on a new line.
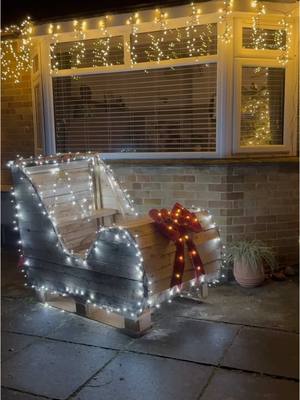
xmin=225 ymin=240 xmax=277 ymax=271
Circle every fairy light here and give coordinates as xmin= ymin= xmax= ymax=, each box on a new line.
xmin=49 ymin=24 xmax=61 ymax=73
xmin=126 ymin=13 xmax=140 ymax=66
xmin=70 ymin=20 xmax=86 ymax=68
xmin=93 ymin=17 xmax=113 ymax=67
xmin=148 ymin=9 xmax=170 ymax=63
xmin=218 ymin=0 xmax=234 ymax=43
xmin=276 ymin=15 xmax=292 ymax=65
xmin=1 ymin=17 xmax=33 ymax=83
xmin=250 ymin=0 xmax=267 ymax=50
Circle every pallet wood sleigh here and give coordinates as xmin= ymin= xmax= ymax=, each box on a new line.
xmin=10 ymin=153 xmax=221 ymax=335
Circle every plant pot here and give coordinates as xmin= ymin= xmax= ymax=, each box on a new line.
xmin=233 ymin=259 xmax=265 ymax=288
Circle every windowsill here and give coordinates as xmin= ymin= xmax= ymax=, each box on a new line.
xmin=108 ymin=156 xmax=299 ymax=166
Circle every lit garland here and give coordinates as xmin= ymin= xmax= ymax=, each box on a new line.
xmin=1 ymin=5 xmax=294 ymax=82
xmin=126 ymin=13 xmax=140 ymax=66
xmin=150 ymin=9 xmax=170 ymax=63
xmin=218 ymin=0 xmax=234 ymax=43
xmin=250 ymin=0 xmax=267 ymax=50
xmin=49 ymin=24 xmax=61 ymax=73
xmin=1 ymin=17 xmax=33 ymax=83
xmin=69 ymin=20 xmax=86 ymax=68
xmin=276 ymin=14 xmax=292 ymax=65
xmin=93 ymin=17 xmax=112 ymax=67
xmin=185 ymin=3 xmax=214 ymax=58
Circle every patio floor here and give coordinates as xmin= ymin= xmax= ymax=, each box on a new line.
xmin=1 ymin=249 xmax=299 ymax=400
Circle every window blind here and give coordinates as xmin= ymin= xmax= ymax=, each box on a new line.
xmin=52 ymin=63 xmax=217 ymax=153
xmin=240 ymin=66 xmax=285 ymax=146
xmin=242 ymin=27 xmax=286 ymax=50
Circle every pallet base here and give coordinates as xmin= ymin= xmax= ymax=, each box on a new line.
xmin=36 ymin=291 xmax=152 ymax=337
xmin=35 ymin=282 xmax=208 ymax=336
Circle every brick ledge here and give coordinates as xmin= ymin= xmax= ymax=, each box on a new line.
xmin=108 ymin=156 xmax=299 ymax=166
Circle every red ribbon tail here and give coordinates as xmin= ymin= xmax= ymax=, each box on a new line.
xmin=170 ymin=240 xmax=185 ymax=288
xmin=185 ymin=239 xmax=205 ymax=281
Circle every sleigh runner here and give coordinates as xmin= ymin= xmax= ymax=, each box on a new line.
xmin=10 ymin=153 xmax=221 ymax=335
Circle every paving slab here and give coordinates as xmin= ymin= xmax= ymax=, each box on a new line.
xmin=48 ymin=313 xmax=133 ymax=350
xmin=164 ymin=280 xmax=299 ymax=333
xmin=1 ymin=387 xmax=51 ymax=400
xmin=73 ymin=351 xmax=212 ymax=400
xmin=201 ymin=369 xmax=299 ymax=400
xmin=1 ymin=338 xmax=116 ymax=399
xmin=129 ymin=317 xmax=239 ymax=365
xmin=222 ymin=326 xmax=299 ymax=379
xmin=1 ymin=297 xmax=74 ymax=337
xmin=2 ymin=332 xmax=37 ymax=362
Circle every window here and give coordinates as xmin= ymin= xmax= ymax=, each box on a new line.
xmin=242 ymin=27 xmax=286 ymax=50
xmin=132 ymin=23 xmax=217 ymax=63
xmin=53 ymin=36 xmax=124 ymax=69
xmin=37 ymin=6 xmax=297 ymax=158
xmin=53 ymin=63 xmax=217 ymax=153
xmin=233 ymin=14 xmax=296 ymax=155
xmin=240 ymin=66 xmax=285 ymax=146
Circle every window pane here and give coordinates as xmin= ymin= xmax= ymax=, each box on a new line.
xmin=132 ymin=23 xmax=217 ymax=63
xmin=240 ymin=66 xmax=285 ymax=146
xmin=52 ymin=63 xmax=217 ymax=153
xmin=242 ymin=27 xmax=286 ymax=50
xmin=52 ymin=36 xmax=124 ymax=70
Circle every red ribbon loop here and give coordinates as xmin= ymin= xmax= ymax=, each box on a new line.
xmin=149 ymin=203 xmax=205 ymax=288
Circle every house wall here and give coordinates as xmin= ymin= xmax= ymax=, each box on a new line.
xmin=112 ymin=161 xmax=299 ymax=266
xmin=1 ymin=58 xmax=34 ymax=189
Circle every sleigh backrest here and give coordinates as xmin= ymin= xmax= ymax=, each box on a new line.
xmin=21 ymin=154 xmax=133 ymax=256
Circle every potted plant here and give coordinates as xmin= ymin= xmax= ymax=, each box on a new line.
xmin=225 ymin=240 xmax=277 ymax=288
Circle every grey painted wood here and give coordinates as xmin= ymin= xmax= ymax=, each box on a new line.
xmin=11 ymin=166 xmax=149 ymax=314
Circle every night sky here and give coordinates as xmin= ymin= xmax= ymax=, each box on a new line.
xmin=1 ymin=0 xmax=193 ymax=26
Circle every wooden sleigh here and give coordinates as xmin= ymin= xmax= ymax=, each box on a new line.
xmin=10 ymin=153 xmax=221 ymax=335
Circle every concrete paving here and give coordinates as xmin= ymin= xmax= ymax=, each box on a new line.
xmin=1 ymin=250 xmax=299 ymax=400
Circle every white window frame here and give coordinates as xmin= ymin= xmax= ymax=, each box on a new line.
xmin=232 ymin=14 xmax=298 ymax=155
xmin=40 ymin=13 xmax=224 ymax=159
xmin=233 ymin=58 xmax=295 ymax=153
xmin=35 ymin=6 xmax=298 ymax=159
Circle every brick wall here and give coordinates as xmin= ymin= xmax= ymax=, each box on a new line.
xmin=112 ymin=161 xmax=299 ymax=266
xmin=1 ymin=56 xmax=34 ymax=189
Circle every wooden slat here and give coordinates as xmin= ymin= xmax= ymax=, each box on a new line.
xmin=90 ymin=208 xmax=118 ymax=219
xmin=36 ymin=291 xmax=151 ymax=336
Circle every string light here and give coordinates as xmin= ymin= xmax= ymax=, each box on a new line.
xmin=1 ymin=17 xmax=33 ymax=83
xmin=126 ymin=13 xmax=140 ymax=66
xmin=250 ymin=0 xmax=267 ymax=50
xmin=49 ymin=24 xmax=61 ymax=73
xmin=185 ymin=3 xmax=214 ymax=57
xmin=276 ymin=15 xmax=292 ymax=65
xmin=93 ymin=17 xmax=116 ymax=67
xmin=69 ymin=20 xmax=86 ymax=68
xmin=218 ymin=0 xmax=234 ymax=43
xmin=10 ymin=152 xmax=224 ymax=319
xmin=148 ymin=9 xmax=170 ymax=63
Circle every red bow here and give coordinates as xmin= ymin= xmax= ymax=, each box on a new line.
xmin=149 ymin=203 xmax=205 ymax=288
